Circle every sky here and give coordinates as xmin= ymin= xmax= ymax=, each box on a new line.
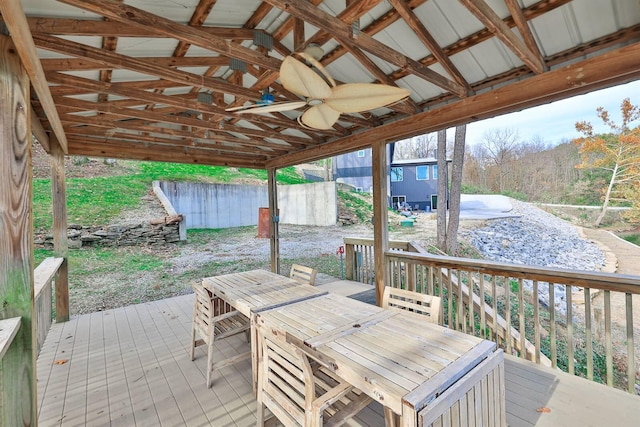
xmin=463 ymin=79 xmax=640 ymax=147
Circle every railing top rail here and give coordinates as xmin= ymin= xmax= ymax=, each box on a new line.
xmin=386 ymin=251 xmax=640 ymax=294
xmin=34 ymin=257 xmax=64 ymax=298
xmin=344 ymin=237 xmax=411 ymax=250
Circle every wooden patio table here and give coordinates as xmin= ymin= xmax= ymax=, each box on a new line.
xmin=202 ymin=269 xmax=328 ymax=393
xmin=255 ymin=292 xmax=505 ymax=427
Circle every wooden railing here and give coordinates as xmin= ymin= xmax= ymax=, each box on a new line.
xmin=385 ymin=250 xmax=640 ymax=394
xmin=34 ymin=257 xmax=64 ymax=355
xmin=344 ymin=237 xmax=423 ymax=284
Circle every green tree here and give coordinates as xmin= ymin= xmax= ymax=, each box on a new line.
xmin=573 ymin=98 xmax=640 ymax=226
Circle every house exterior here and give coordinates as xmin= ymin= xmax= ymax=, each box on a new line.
xmin=334 ymin=147 xmax=447 ymax=211
xmin=332 ymin=147 xmax=377 ymax=193
xmin=390 ymin=158 xmax=446 ymax=211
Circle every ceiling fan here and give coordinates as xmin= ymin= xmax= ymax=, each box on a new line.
xmin=225 ymin=52 xmax=411 ymax=130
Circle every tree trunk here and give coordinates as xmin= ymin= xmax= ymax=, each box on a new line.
xmin=436 ymin=130 xmax=447 ymax=252
xmin=595 ymin=163 xmax=618 ymax=226
xmin=446 ymin=125 xmax=466 ymax=255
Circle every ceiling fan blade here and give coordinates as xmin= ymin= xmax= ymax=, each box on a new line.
xmin=299 ymin=104 xmax=340 ymax=130
xmin=325 ymin=83 xmax=410 ymax=113
xmin=280 ymin=56 xmax=332 ymax=100
xmin=296 ymin=52 xmax=336 ymax=88
xmin=226 ymin=101 xmax=307 ymax=114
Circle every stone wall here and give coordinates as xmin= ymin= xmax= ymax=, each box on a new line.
xmin=36 ymin=216 xmax=183 ymax=249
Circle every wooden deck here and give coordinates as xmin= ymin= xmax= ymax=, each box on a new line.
xmin=37 ymin=292 xmax=640 ymax=427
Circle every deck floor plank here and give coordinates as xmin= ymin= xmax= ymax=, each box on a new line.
xmin=37 ymin=294 xmax=640 ymax=427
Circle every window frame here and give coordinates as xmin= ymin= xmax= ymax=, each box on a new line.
xmin=416 ymin=165 xmax=429 ymax=181
xmin=390 ymin=166 xmax=403 ymax=182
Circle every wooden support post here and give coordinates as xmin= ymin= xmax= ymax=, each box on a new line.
xmin=0 ymin=34 xmax=36 ymax=426
xmin=268 ymin=168 xmax=280 ymax=274
xmin=372 ymin=141 xmax=389 ymax=306
xmin=50 ymin=135 xmax=69 ymax=322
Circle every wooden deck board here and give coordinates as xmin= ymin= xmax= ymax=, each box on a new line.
xmin=37 ymin=294 xmax=640 ymax=427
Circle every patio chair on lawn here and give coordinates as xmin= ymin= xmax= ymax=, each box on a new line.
xmin=256 ymin=326 xmax=373 ymax=426
xmin=290 ymin=264 xmax=317 ymax=286
xmin=382 ymin=287 xmax=443 ymax=325
xmin=190 ymin=281 xmax=251 ymax=388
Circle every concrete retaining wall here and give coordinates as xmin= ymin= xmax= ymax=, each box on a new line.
xmin=158 ymin=181 xmax=337 ymax=229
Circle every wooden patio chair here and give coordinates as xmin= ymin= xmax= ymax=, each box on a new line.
xmin=190 ymin=281 xmax=251 ymax=388
xmin=290 ymin=264 xmax=317 ymax=286
xmin=256 ymin=326 xmax=373 ymax=426
xmin=382 ymin=287 xmax=443 ymax=325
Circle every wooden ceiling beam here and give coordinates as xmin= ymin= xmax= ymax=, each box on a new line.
xmin=267 ymin=43 xmax=640 ymax=168
xmin=45 ymin=71 xmax=309 ymax=131
xmin=172 ymin=0 xmax=218 ymax=57
xmin=341 ymin=45 xmax=418 ymax=114
xmin=0 ymin=1 xmax=68 ymax=153
xmin=30 ymin=106 xmax=50 ymax=152
xmin=263 ymin=0 xmax=466 ymax=97
xmin=32 ymin=33 xmax=261 ymax=99
xmin=504 ymin=0 xmax=544 ymax=62
xmin=66 ymin=137 xmax=268 ymax=168
xmin=59 ymin=113 xmax=283 ymax=149
xmin=459 ymin=0 xmax=545 ymax=74
xmin=64 ymin=126 xmax=288 ymax=156
xmin=388 ymin=0 xmax=472 ymax=93
xmin=58 ymin=0 xmax=281 ymax=71
xmin=24 ymin=17 xmax=260 ymax=40
xmin=41 ymin=56 xmax=230 ymax=71
xmin=55 ymin=97 xmax=315 ymax=147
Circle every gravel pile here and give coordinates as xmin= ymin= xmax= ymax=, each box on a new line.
xmin=461 ymin=200 xmax=606 ymax=314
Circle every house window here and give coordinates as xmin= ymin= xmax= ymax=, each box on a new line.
xmin=416 ymin=165 xmax=429 ymax=180
xmin=433 ymin=164 xmax=438 ymax=180
xmin=391 ymin=167 xmax=403 ymax=182
xmin=357 ymin=149 xmax=366 ymax=157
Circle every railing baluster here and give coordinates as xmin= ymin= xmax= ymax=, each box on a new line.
xmin=447 ymin=269 xmax=453 ymax=328
xmin=626 ymin=293 xmax=634 ymax=394
xmin=550 ymin=283 xmax=557 ymax=369
xmin=505 ymin=276 xmax=512 ymax=356
xmin=468 ymin=271 xmax=475 ymax=336
xmin=479 ymin=274 xmax=486 ymax=339
xmin=567 ymin=285 xmax=574 ymax=375
xmin=533 ymin=280 xmax=540 ymax=364
xmin=492 ymin=276 xmax=498 ymax=345
xmin=585 ymin=287 xmax=593 ymax=381
xmin=605 ymin=290 xmax=612 ymax=387
xmin=519 ymin=278 xmax=525 ymax=359
xmin=457 ymin=269 xmax=464 ymax=332
xmin=428 ymin=265 xmax=434 ymax=295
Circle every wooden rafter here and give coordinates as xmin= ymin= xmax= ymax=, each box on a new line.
xmin=387 ymin=0 xmax=472 ymax=93
xmin=504 ymin=0 xmax=544 ymax=61
xmin=0 ymin=0 xmax=68 ymax=152
xmin=58 ymin=0 xmax=281 ymax=71
xmin=459 ymin=0 xmax=545 ymax=74
xmin=263 ymin=0 xmax=467 ymax=97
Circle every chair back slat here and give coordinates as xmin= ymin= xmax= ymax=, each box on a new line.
xmin=290 ymin=264 xmax=317 ymax=286
xmin=382 ymin=287 xmax=443 ymax=324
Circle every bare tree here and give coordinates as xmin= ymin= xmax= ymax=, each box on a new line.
xmin=436 ymin=130 xmax=447 ymax=252
xmin=445 ymin=125 xmax=466 ymax=255
xmin=480 ymin=128 xmax=520 ymax=192
xmin=393 ymin=134 xmax=437 ymax=159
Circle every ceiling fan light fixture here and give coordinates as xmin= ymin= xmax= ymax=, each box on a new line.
xmin=303 ymin=43 xmax=324 ymax=60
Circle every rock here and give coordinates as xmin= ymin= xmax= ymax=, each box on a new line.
xmin=68 ymin=240 xmax=83 ymax=249
xmin=68 ymin=224 xmax=83 ymax=230
xmin=80 ymin=234 xmax=102 ymax=242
